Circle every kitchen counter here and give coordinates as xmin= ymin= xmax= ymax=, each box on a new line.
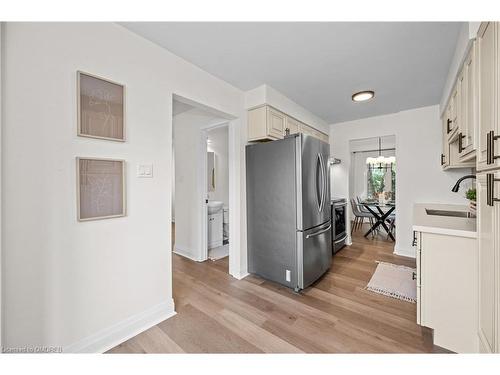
xmin=412 ymin=203 xmax=477 ymax=239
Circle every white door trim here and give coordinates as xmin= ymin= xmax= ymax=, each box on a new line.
xmin=171 ymin=94 xmax=242 ymax=278
xmin=0 ymin=22 xmax=4 ymax=348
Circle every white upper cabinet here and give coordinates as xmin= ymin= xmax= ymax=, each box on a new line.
xmin=247 ymin=105 xmax=329 ymax=143
xmin=460 ymin=41 xmax=478 ymax=159
xmin=477 ymin=22 xmax=500 ymax=171
xmin=285 ymin=116 xmax=300 ymax=135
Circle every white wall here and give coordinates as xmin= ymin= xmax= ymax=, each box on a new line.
xmin=245 ymin=84 xmax=329 ymax=134
xmin=207 ymin=126 xmax=229 ymax=207
xmin=330 ymin=105 xmax=471 ymax=258
xmin=1 ymin=22 xmax=245 ymax=352
xmin=173 ymin=109 xmax=226 ymax=261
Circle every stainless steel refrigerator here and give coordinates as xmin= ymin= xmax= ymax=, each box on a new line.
xmin=246 ymin=133 xmax=331 ymax=291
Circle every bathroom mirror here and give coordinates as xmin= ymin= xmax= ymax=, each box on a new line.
xmin=207 ymin=152 xmax=216 ymax=192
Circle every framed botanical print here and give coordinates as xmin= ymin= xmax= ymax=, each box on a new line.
xmin=76 ymin=157 xmax=126 ymax=221
xmin=77 ymin=71 xmax=125 ymax=141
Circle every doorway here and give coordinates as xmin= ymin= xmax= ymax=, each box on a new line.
xmin=348 ymin=135 xmax=397 ymax=243
xmin=204 ymin=123 xmax=230 ymax=261
xmin=171 ymin=95 xmax=236 ymax=271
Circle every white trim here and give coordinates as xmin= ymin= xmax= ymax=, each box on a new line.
xmin=173 ymin=244 xmax=204 ymax=262
xmin=63 ymin=300 xmax=175 ymax=353
xmin=0 ymin=21 xmax=3 ymax=348
xmin=393 ymin=246 xmax=416 ymax=259
xmin=228 ymin=118 xmax=244 ymax=278
xmin=199 ymin=129 xmax=209 ymax=261
xmin=232 ymin=271 xmax=249 ymax=280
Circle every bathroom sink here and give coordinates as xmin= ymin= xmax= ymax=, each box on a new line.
xmin=425 ymin=208 xmax=476 ymax=219
xmin=208 ymin=201 xmax=223 ymax=214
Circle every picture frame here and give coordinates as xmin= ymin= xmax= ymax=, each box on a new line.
xmin=76 ymin=157 xmax=126 ymax=221
xmin=77 ymin=71 xmax=126 ymax=142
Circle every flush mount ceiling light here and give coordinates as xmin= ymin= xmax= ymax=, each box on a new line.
xmin=352 ymin=90 xmax=375 ymax=102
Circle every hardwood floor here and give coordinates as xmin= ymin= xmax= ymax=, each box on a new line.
xmin=108 ymin=224 xmax=447 ymax=353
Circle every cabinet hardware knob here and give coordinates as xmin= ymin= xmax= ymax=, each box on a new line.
xmin=412 ymin=272 xmax=417 ymax=281
xmin=440 ymin=153 xmax=445 ymax=166
xmin=447 ymin=119 xmax=452 ymax=134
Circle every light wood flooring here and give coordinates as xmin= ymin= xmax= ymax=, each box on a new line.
xmin=108 ymin=224 xmax=447 ymax=353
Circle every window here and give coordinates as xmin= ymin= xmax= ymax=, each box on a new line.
xmin=366 ymin=162 xmax=396 ymax=200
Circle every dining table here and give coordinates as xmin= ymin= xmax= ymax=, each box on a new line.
xmin=361 ymin=200 xmax=396 ymax=241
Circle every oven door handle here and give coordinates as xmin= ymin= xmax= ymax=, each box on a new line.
xmin=334 ymin=234 xmax=347 ymax=244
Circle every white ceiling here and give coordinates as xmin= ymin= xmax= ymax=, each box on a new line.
xmin=122 ymin=22 xmax=462 ymax=124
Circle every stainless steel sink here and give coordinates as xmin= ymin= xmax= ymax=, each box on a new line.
xmin=425 ymin=208 xmax=476 ymax=218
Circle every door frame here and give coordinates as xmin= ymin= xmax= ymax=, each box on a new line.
xmin=200 ymin=121 xmax=230 ymax=261
xmin=171 ymin=94 xmax=242 ymax=277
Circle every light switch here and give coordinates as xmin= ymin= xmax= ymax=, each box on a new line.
xmin=137 ymin=164 xmax=153 ymax=178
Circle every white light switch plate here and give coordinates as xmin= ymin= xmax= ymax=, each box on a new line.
xmin=137 ymin=164 xmax=153 ymax=178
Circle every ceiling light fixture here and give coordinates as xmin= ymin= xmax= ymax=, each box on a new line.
xmin=352 ymin=90 xmax=375 ymax=102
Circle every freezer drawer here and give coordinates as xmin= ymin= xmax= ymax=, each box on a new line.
xmin=297 ymin=220 xmax=332 ymax=289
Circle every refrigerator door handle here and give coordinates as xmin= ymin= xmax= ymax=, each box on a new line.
xmin=320 ymin=153 xmax=327 ymax=211
xmin=305 ymin=224 xmax=332 ymax=239
xmin=317 ymin=153 xmax=325 ymax=212
xmin=316 ymin=153 xmax=322 ymax=212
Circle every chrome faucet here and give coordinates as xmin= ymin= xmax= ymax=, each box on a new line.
xmin=451 ymin=175 xmax=476 ymax=192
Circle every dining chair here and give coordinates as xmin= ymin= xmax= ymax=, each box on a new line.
xmin=350 ymin=198 xmax=375 ymax=236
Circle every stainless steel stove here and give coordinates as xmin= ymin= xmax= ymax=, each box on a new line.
xmin=331 ymin=197 xmax=347 ymax=253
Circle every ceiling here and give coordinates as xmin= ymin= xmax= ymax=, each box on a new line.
xmin=122 ymin=22 xmax=462 ymax=124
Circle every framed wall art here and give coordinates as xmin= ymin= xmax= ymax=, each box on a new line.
xmin=76 ymin=157 xmax=126 ymax=221
xmin=77 ymin=71 xmax=125 ymax=141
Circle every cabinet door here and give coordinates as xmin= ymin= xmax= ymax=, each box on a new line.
xmin=300 ymin=123 xmax=314 ymax=137
xmin=447 ymin=86 xmax=459 ymax=141
xmin=461 ymin=42 xmax=477 ymax=157
xmin=477 ymin=22 xmax=498 ymax=170
xmin=285 ymin=116 xmax=300 ymax=135
xmin=267 ymin=107 xmax=286 ymax=139
xmin=442 ymin=115 xmax=450 ymax=167
xmin=477 ymin=172 xmax=498 ymax=352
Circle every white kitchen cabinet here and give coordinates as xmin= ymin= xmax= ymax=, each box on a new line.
xmin=477 ymin=22 xmax=500 ymax=171
xmin=413 ymin=203 xmax=478 ymax=353
xmin=415 ymin=229 xmax=478 ymax=353
xmin=208 ymin=211 xmax=223 ymax=249
xmin=441 ymin=115 xmax=450 ymax=167
xmin=247 ymin=104 xmax=329 ymax=143
xmin=459 ymin=41 xmax=478 ymax=160
xmin=248 ymin=105 xmax=286 ymax=141
xmin=447 ymin=80 xmax=460 ymax=142
xmin=285 ymin=116 xmax=300 ymax=135
xmin=477 ymin=171 xmax=500 ymax=352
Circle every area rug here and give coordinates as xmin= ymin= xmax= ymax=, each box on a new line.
xmin=365 ymin=261 xmax=417 ymax=303
xmin=208 ymin=244 xmax=229 ymax=261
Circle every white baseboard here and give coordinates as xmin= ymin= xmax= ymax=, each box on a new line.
xmin=63 ymin=299 xmax=176 ymax=353
xmin=231 ymin=271 xmax=249 ymax=280
xmin=173 ymin=245 xmax=204 ymax=262
xmin=393 ymin=245 xmax=416 ymax=259
xmin=346 ymin=235 xmax=353 ymax=246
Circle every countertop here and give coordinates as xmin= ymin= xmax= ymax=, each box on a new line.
xmin=412 ymin=203 xmax=477 ymax=239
